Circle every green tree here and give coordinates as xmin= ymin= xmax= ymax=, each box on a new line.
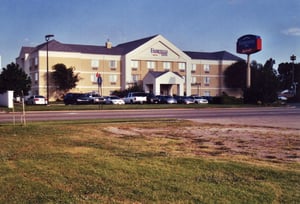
xmin=52 ymin=63 xmax=79 ymax=97
xmin=224 ymin=60 xmax=247 ymax=89
xmin=277 ymin=62 xmax=300 ymax=101
xmin=0 ymin=62 xmax=31 ymax=96
xmin=244 ymin=59 xmax=280 ymax=104
xmin=111 ymin=83 xmax=144 ymax=97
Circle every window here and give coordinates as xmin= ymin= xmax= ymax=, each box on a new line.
xmin=178 ymin=62 xmax=186 ymax=71
xmin=131 ymin=60 xmax=139 ymax=70
xmin=191 ymin=76 xmax=197 ymax=84
xmin=147 ymin=61 xmax=155 ymax=69
xmin=91 ymin=74 xmax=97 ymax=83
xmin=34 ymin=72 xmax=38 ymax=81
xmin=204 ymin=64 xmax=210 ymax=73
xmin=91 ymin=59 xmax=99 ymax=69
xmin=191 ymin=64 xmax=196 ymax=72
xmin=132 ymin=74 xmax=139 ymax=82
xmin=109 ymin=74 xmax=117 ymax=84
xmin=110 ymin=60 xmax=116 ymax=69
xmin=163 ymin=62 xmax=171 ymax=70
xmin=204 ymin=77 xmax=210 ymax=85
xmin=204 ymin=91 xmax=211 ymax=96
xmin=34 ymin=57 xmax=38 ymax=66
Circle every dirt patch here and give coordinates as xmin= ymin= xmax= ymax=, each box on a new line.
xmin=104 ymin=122 xmax=300 ymax=164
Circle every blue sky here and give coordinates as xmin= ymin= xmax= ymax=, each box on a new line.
xmin=0 ymin=0 xmax=299 ymax=68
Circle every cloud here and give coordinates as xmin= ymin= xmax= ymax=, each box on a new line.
xmin=282 ymin=27 xmax=300 ymax=36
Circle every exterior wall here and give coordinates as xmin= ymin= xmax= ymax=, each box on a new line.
xmin=189 ymin=59 xmax=241 ymax=97
xmin=17 ymin=36 xmax=242 ymax=101
xmin=32 ymin=51 xmax=123 ymax=99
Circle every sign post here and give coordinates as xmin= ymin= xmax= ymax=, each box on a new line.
xmin=237 ymin=34 xmax=262 ymax=88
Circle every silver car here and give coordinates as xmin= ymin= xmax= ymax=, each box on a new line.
xmin=191 ymin=96 xmax=208 ymax=104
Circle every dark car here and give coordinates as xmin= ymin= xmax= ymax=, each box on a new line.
xmin=75 ymin=93 xmax=105 ymax=104
xmin=157 ymin=95 xmax=177 ymax=104
xmin=146 ymin=93 xmax=159 ymax=104
xmin=175 ymin=96 xmax=194 ymax=104
xmin=63 ymin=93 xmax=84 ymax=105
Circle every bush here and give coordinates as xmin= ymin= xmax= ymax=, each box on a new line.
xmin=212 ymin=95 xmax=243 ymax=104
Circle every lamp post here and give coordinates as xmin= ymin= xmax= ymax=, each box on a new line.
xmin=290 ymin=54 xmax=296 ymax=95
xmin=45 ymin=34 xmax=54 ymax=103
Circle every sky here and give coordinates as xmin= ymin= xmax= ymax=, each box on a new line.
xmin=0 ymin=0 xmax=299 ymax=69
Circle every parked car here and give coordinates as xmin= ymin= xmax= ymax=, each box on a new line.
xmin=175 ymin=96 xmax=194 ymax=104
xmin=76 ymin=93 xmax=106 ymax=104
xmin=123 ymin=92 xmax=147 ymax=104
xmin=157 ymin=95 xmax=177 ymax=104
xmin=26 ymin=95 xmax=48 ymax=105
xmin=190 ymin=96 xmax=208 ymax=104
xmin=146 ymin=93 xmax=159 ymax=104
xmin=63 ymin=93 xmax=84 ymax=105
xmin=105 ymin=96 xmax=125 ymax=105
xmin=76 ymin=94 xmax=93 ymax=104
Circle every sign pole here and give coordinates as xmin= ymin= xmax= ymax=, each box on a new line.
xmin=247 ymin=54 xmax=251 ymax=88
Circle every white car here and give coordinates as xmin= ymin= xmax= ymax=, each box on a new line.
xmin=26 ymin=95 xmax=48 ymax=105
xmin=105 ymin=96 xmax=125 ymax=105
xmin=191 ymin=96 xmax=209 ymax=104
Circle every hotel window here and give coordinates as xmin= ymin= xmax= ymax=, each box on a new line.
xmin=91 ymin=59 xmax=99 ymax=70
xmin=204 ymin=64 xmax=210 ymax=73
xmin=110 ymin=60 xmax=116 ymax=69
xmin=147 ymin=61 xmax=155 ymax=69
xmin=163 ymin=62 xmax=171 ymax=70
xmin=132 ymin=74 xmax=139 ymax=82
xmin=204 ymin=91 xmax=211 ymax=96
xmin=109 ymin=74 xmax=117 ymax=84
xmin=90 ymin=74 xmax=97 ymax=83
xmin=178 ymin=62 xmax=186 ymax=71
xmin=191 ymin=76 xmax=197 ymax=84
xmin=131 ymin=60 xmax=139 ymax=70
xmin=191 ymin=64 xmax=196 ymax=72
xmin=34 ymin=72 xmax=38 ymax=81
xmin=204 ymin=77 xmax=210 ymax=85
xmin=34 ymin=57 xmax=38 ymax=66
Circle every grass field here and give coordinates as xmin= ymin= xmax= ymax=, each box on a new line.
xmin=2 ymin=102 xmax=260 ymax=113
xmin=0 ymin=119 xmax=299 ymax=203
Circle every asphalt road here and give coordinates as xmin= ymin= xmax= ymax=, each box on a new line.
xmin=1 ymin=106 xmax=299 ymax=129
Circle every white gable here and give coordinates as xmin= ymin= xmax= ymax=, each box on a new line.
xmin=126 ymin=35 xmax=191 ymax=61
xmin=138 ymin=41 xmax=180 ymax=60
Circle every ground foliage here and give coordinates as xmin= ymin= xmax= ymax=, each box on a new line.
xmin=0 ymin=120 xmax=299 ymax=203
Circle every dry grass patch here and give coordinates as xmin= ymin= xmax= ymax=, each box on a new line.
xmin=0 ymin=120 xmax=299 ymax=203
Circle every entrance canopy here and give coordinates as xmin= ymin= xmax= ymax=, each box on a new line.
xmin=143 ymin=71 xmax=184 ymax=96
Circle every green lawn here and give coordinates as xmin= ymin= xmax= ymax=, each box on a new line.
xmin=0 ymin=120 xmax=299 ymax=203
xmin=2 ymin=102 xmax=258 ymax=113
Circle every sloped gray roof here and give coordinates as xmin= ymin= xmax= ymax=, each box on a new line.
xmin=21 ymin=35 xmax=243 ymax=61
xmin=116 ymin=35 xmax=158 ymax=54
xmin=28 ymin=35 xmax=158 ymax=55
xmin=184 ymin=50 xmax=244 ymax=61
xmin=148 ymin=71 xmax=183 ymax=79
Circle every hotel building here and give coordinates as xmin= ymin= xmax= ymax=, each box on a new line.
xmin=16 ymin=34 xmax=243 ymax=101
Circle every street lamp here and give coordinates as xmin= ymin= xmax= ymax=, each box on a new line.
xmin=45 ymin=34 xmax=54 ymax=103
xmin=290 ymin=55 xmax=296 ymax=95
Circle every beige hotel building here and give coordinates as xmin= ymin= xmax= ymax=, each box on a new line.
xmin=16 ymin=34 xmax=243 ymax=101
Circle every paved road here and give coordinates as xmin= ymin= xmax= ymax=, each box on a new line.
xmin=1 ymin=106 xmax=299 ymax=129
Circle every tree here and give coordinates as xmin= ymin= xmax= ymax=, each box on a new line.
xmin=0 ymin=62 xmax=31 ymax=97
xmin=52 ymin=63 xmax=79 ymax=97
xmin=111 ymin=83 xmax=144 ymax=98
xmin=224 ymin=60 xmax=247 ymax=89
xmin=244 ymin=58 xmax=280 ymax=104
xmin=277 ymin=62 xmax=300 ymax=101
